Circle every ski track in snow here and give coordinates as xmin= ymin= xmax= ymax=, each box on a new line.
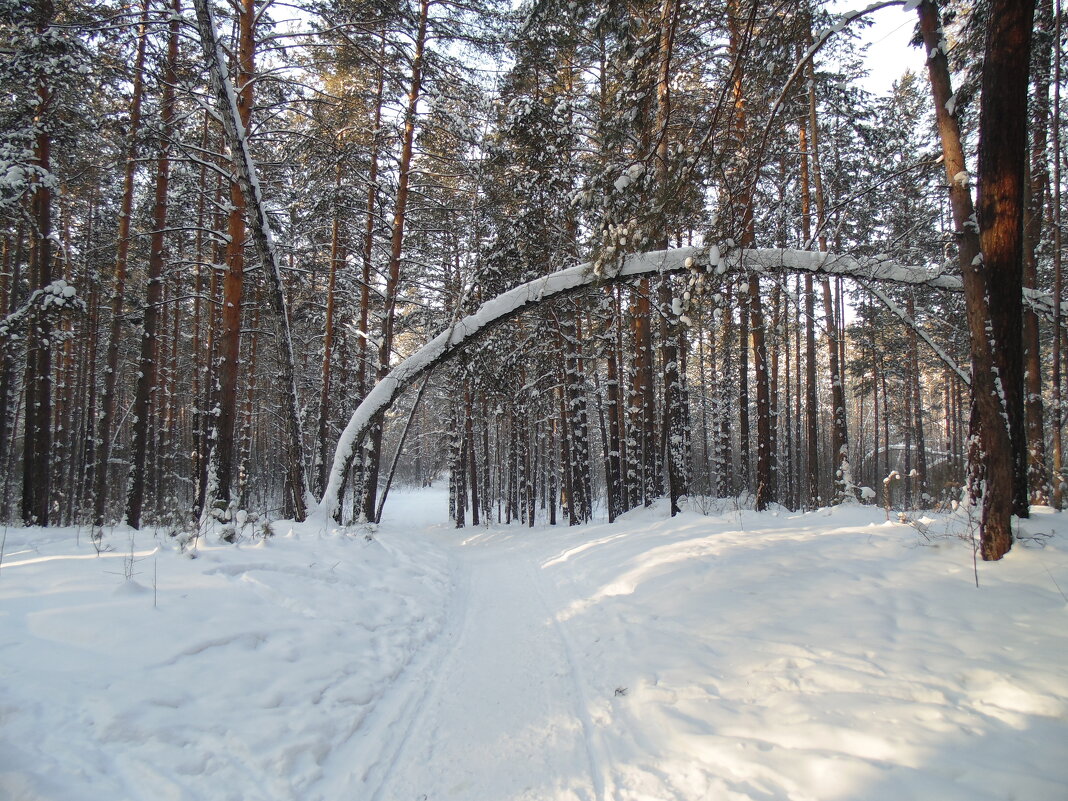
xmin=299 ymin=556 xmax=461 ymax=800
xmin=369 ymin=533 xmax=605 ymax=801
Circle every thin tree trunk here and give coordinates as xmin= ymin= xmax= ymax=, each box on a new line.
xmin=1024 ymin=0 xmax=1053 ymax=505
xmin=126 ymin=0 xmax=179 ymax=527
xmin=22 ymin=1 xmax=57 ymax=525
xmin=907 ymin=291 xmax=929 ymax=505
xmin=363 ymin=0 xmax=430 ymax=521
xmin=92 ymin=0 xmax=150 ymax=527
xmin=805 ymin=33 xmax=850 ymax=500
xmin=316 ymin=166 xmax=342 ymax=496
xmin=466 ymin=388 xmax=480 ymax=527
xmin=603 ymin=294 xmax=624 ymax=520
xmin=375 ymin=372 xmax=431 ymax=524
xmin=1053 ymin=0 xmax=1064 ymax=507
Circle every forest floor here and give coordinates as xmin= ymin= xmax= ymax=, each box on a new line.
xmin=1 ymin=489 xmax=1067 ymax=801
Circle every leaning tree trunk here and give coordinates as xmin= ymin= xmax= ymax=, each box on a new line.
xmin=194 ymin=0 xmax=309 ymax=520
xmin=917 ymin=0 xmax=1029 ymax=560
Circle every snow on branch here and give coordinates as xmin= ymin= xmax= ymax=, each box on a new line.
xmin=0 ymin=280 xmax=83 ymax=342
xmin=857 ymin=279 xmax=971 ymax=385
xmin=315 ymin=243 xmax=1006 ymax=521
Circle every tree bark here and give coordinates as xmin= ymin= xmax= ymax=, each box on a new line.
xmin=126 ymin=0 xmax=179 ymax=528
xmin=1053 ymin=0 xmax=1064 ymax=507
xmin=22 ymin=1 xmax=57 ymax=526
xmin=976 ymin=0 xmax=1037 ymax=521
xmin=92 ymin=0 xmax=149 ymax=527
xmin=917 ymin=0 xmax=1022 ymax=559
xmin=194 ymin=0 xmax=309 ymax=520
xmin=1024 ymin=0 xmax=1053 ymax=505
xmin=363 ymin=0 xmax=430 ymax=521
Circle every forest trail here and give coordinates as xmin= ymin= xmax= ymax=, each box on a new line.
xmin=2 ymin=493 xmax=1066 ymax=801
xmin=365 ymin=526 xmax=610 ymax=801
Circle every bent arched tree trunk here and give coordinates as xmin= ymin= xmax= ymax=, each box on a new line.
xmin=315 ymin=244 xmax=1053 ymax=522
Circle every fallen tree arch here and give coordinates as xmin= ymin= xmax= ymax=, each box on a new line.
xmin=315 ymin=244 xmax=1059 ymax=520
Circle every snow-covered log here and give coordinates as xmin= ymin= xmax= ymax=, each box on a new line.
xmin=193 ymin=0 xmax=310 ymax=519
xmin=316 ymin=243 xmax=1045 ymax=520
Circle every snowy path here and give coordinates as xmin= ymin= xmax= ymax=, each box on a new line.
xmin=353 ymin=505 xmax=1068 ymax=801
xmin=3 ymin=494 xmax=1067 ymax=801
xmin=369 ymin=531 xmax=608 ymax=801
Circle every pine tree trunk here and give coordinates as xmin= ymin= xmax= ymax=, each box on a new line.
xmin=1024 ymin=0 xmax=1053 ymax=505
xmin=804 ymin=35 xmax=850 ymax=501
xmin=750 ymin=276 xmax=773 ymax=509
xmin=738 ymin=293 xmax=751 ymax=492
xmin=603 ymin=293 xmax=624 ymax=520
xmin=195 ymin=0 xmax=309 ymax=520
xmin=805 ymin=275 xmax=819 ymax=507
xmin=126 ymin=0 xmax=179 ymax=527
xmin=316 ymin=166 xmax=342 ymax=497
xmin=822 ymin=277 xmax=849 ymax=499
xmin=917 ymin=0 xmax=1020 ymax=559
xmin=798 ymin=93 xmax=820 ymax=508
xmin=718 ymin=285 xmax=735 ymax=497
xmin=465 ymin=384 xmax=479 ymax=526
xmin=210 ymin=0 xmax=255 ymax=517
xmin=22 ymin=1 xmax=57 ymax=526
xmin=630 ymin=283 xmax=657 ymax=505
xmin=975 ymin=0 xmax=1037 ymax=521
xmin=1053 ymin=0 xmax=1064 ymax=508
xmin=907 ymin=291 xmax=929 ymax=506
xmin=364 ymin=0 xmax=430 ymax=521
xmin=92 ymin=0 xmax=149 ymax=527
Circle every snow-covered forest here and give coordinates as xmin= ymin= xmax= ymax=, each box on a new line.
xmin=2 ymin=0 xmax=1068 ymax=797
xmin=0 ymin=0 xmax=1058 ymax=554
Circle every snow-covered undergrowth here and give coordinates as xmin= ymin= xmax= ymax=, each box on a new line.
xmin=2 ymin=490 xmax=1066 ymax=801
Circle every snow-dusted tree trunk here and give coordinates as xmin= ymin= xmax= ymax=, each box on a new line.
xmin=92 ymin=0 xmax=149 ymax=528
xmin=363 ymin=0 xmax=430 ymax=522
xmin=603 ymin=290 xmax=625 ymax=520
xmin=976 ymin=0 xmax=1037 ymax=521
xmin=125 ymin=0 xmax=179 ymax=528
xmin=654 ymin=0 xmax=688 ymax=515
xmin=1054 ymin=0 xmax=1065 ymax=508
xmin=916 ymin=0 xmax=1027 ymax=560
xmin=1023 ymin=0 xmax=1053 ymax=506
xmin=193 ymin=0 xmax=309 ymax=521
xmin=22 ymin=2 xmax=57 ymax=526
xmin=314 ymin=166 xmax=342 ymax=498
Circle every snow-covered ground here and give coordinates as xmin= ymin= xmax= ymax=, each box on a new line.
xmin=2 ymin=490 xmax=1066 ymax=801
